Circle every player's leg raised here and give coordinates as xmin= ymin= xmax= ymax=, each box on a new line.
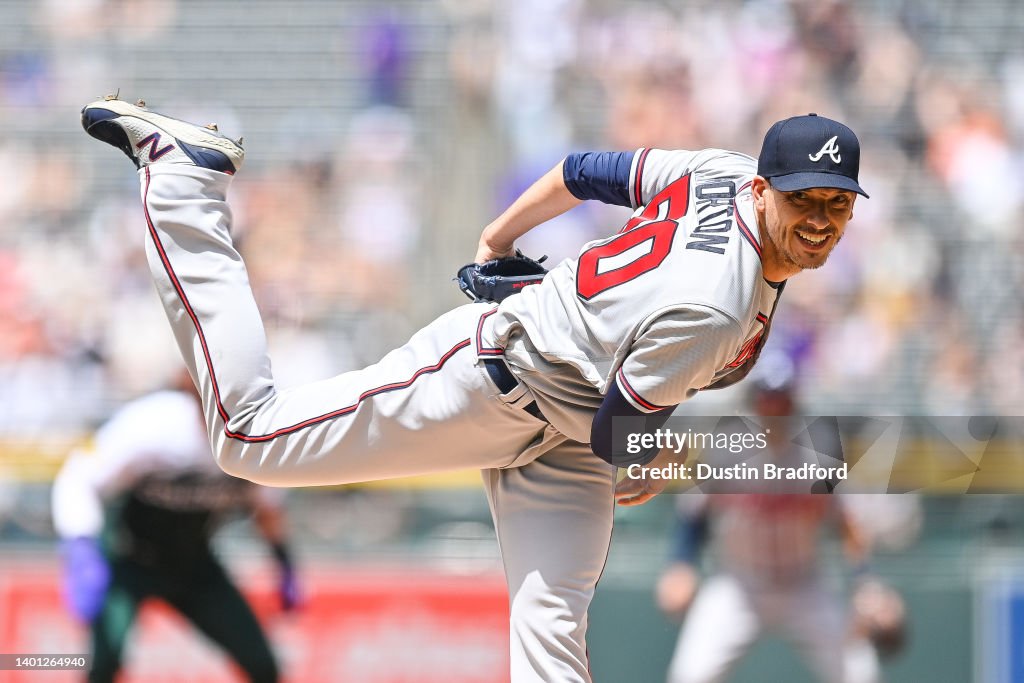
xmin=142 ymin=164 xmax=548 ymax=486
xmin=83 ymin=98 xmax=552 ymax=487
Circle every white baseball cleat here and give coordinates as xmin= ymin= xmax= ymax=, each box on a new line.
xmin=81 ymin=95 xmax=245 ymax=174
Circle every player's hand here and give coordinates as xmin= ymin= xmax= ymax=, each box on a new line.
xmin=656 ymin=563 xmax=700 ymax=620
xmin=614 ymin=447 xmax=683 ymax=506
xmin=61 ymin=536 xmax=111 ymax=622
xmin=474 ymin=240 xmax=517 ymax=264
xmin=850 ymin=577 xmax=907 ymax=658
xmin=278 ymin=565 xmax=301 ymax=612
xmin=614 ymin=468 xmax=668 ymax=506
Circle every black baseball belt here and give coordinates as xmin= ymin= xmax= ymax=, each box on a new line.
xmin=481 ymin=357 xmax=546 ymax=422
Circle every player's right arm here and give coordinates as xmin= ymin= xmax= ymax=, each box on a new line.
xmin=590 ymin=306 xmax=744 ymax=468
xmin=51 ymin=408 xmax=149 ymax=623
xmin=51 ymin=449 xmax=107 ymax=543
xmin=50 ymin=395 xmax=176 ymax=622
xmin=52 ymin=449 xmax=112 ymax=623
xmin=475 ymin=151 xmax=637 ymax=262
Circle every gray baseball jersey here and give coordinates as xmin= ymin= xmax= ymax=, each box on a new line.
xmin=490 ymin=148 xmax=784 ymax=442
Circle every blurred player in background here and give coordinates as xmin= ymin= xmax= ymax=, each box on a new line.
xmin=656 ymin=353 xmax=904 ymax=683
xmin=51 ymin=369 xmax=299 ymax=683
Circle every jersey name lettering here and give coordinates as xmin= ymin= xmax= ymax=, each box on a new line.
xmin=686 ymin=180 xmax=737 ymax=254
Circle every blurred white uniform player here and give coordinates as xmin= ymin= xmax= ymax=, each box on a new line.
xmin=658 ymin=356 xmax=882 ymax=683
xmin=52 ymin=372 xmax=297 ymax=683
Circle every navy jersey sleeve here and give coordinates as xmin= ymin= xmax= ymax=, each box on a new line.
xmin=563 ymin=151 xmax=635 ymax=207
xmin=590 ymin=381 xmax=677 ymax=467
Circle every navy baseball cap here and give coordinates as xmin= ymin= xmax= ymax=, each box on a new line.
xmin=757 ymin=113 xmax=868 ymax=198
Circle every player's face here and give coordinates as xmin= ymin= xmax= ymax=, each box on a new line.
xmin=756 ymin=181 xmax=856 ymax=278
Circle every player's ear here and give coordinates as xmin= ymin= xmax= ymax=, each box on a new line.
xmin=752 ymin=176 xmax=770 ymax=211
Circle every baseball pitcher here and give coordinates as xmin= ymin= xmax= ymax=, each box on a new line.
xmin=80 ymin=95 xmax=866 ymax=683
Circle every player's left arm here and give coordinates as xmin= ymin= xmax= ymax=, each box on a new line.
xmin=475 ymin=151 xmax=635 ymax=262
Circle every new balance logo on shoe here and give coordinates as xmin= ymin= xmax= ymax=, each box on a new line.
xmin=136 ymin=132 xmax=176 ymax=162
xmin=808 ymin=136 xmax=841 ymax=164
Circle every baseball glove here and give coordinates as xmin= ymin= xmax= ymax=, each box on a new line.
xmin=456 ymin=251 xmax=548 ymax=303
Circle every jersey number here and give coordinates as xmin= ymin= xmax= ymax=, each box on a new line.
xmin=576 ymin=175 xmax=690 ymax=300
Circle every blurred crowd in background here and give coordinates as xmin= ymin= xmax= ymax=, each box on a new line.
xmin=1 ymin=0 xmax=1023 ymax=443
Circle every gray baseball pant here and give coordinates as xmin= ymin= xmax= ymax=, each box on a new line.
xmin=139 ymin=165 xmax=616 ymax=682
